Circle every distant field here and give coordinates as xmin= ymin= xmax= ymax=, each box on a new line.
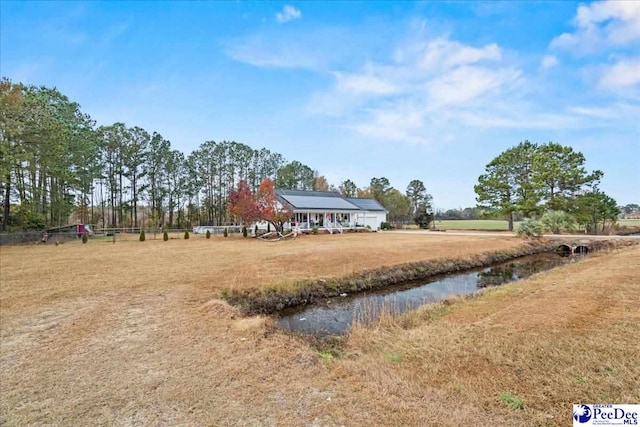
xmin=433 ymin=219 xmax=515 ymax=231
xmin=433 ymin=218 xmax=640 ymax=231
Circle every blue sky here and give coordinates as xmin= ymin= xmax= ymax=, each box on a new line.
xmin=1 ymin=1 xmax=638 ymax=208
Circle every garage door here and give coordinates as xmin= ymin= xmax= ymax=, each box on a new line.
xmin=365 ymin=216 xmax=379 ymax=229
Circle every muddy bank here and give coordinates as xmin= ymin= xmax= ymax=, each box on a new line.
xmin=616 ymin=226 xmax=640 ymax=236
xmin=222 ymin=239 xmax=632 ymax=315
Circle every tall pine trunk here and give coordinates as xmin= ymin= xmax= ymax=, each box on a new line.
xmin=118 ymin=170 xmax=123 ymax=226
xmin=100 ymin=179 xmax=105 ymax=228
xmin=2 ymin=174 xmax=10 ymax=231
xmin=132 ymin=175 xmax=137 ymax=228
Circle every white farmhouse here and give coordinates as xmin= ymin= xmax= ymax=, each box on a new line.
xmin=275 ymin=189 xmax=387 ymax=233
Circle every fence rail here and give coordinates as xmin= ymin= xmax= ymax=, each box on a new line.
xmin=1 ymin=224 xmax=319 ymax=245
xmin=191 ymin=226 xmax=243 ymax=235
xmin=0 ymin=231 xmax=79 ymax=246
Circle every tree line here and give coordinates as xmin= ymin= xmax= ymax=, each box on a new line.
xmin=1 ymin=78 xmax=434 ymax=231
xmin=2 ymin=78 xmax=626 ymax=235
xmin=474 ymin=141 xmax=620 ymax=234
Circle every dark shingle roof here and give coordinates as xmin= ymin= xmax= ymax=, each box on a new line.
xmin=275 ymin=189 xmax=386 ymax=212
xmin=280 ymin=195 xmax=360 ymax=210
xmin=276 ymin=189 xmax=342 ymax=198
xmin=345 ymin=197 xmax=387 ymax=212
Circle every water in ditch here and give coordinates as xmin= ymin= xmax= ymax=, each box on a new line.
xmin=275 ymin=252 xmax=579 ymax=337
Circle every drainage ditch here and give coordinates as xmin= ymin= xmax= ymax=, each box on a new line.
xmin=275 ymin=252 xmax=582 ymax=337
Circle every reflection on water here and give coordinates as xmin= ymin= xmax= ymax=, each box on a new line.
xmin=276 ymin=252 xmax=575 ymax=337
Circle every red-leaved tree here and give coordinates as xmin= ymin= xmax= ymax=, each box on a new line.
xmin=257 ymin=178 xmax=292 ymax=233
xmin=228 ymin=180 xmax=260 ymax=225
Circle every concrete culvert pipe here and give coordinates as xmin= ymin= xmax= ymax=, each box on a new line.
xmin=574 ymin=245 xmax=590 ymax=255
xmin=557 ymin=244 xmax=573 ymax=257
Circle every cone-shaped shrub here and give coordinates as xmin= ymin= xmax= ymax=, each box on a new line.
xmin=184 ymin=230 xmax=190 ymax=239
xmin=206 ymin=229 xmax=211 ymax=239
xmin=82 ymin=233 xmax=88 ymax=244
xmin=242 ymin=226 xmax=248 ymax=238
xmin=223 ymin=227 xmax=228 ymax=238
xmin=163 ymin=230 xmax=169 ymax=241
xmin=139 ymin=230 xmax=146 ymax=242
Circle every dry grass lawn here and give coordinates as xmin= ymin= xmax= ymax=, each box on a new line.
xmin=0 ymin=233 xmax=522 ymax=314
xmin=1 ymin=233 xmax=638 ymax=426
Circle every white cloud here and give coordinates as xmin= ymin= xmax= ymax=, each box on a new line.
xmin=426 ymin=66 xmax=521 ymax=108
xmin=333 ymin=72 xmax=397 ymax=95
xmin=551 ymin=0 xmax=640 ymax=53
xmin=102 ymin=19 xmax=132 ymax=45
xmin=227 ymin=45 xmax=316 ymax=69
xmin=557 ymin=104 xmax=640 ymax=138
xmin=394 ymin=38 xmax=501 ymax=71
xmin=458 ymin=111 xmax=583 ymax=130
xmin=225 ymin=27 xmax=359 ymax=71
xmin=229 ymin=17 xmax=635 ymax=148
xmin=276 ymin=5 xmax=301 ymax=24
xmin=433 ymin=41 xmax=501 ymax=69
xmin=568 ymin=105 xmax=616 ymax=119
xmin=310 ymin=26 xmax=640 ymax=146
xmin=226 ymin=35 xmax=321 ymax=69
xmin=598 ymin=58 xmax=640 ymax=89
xmin=310 ymin=36 xmax=531 ymax=144
xmin=549 ymin=1 xmax=640 ymax=100
xmin=351 ymin=106 xmax=428 ymax=145
xmin=540 ymin=55 xmax=558 ymax=70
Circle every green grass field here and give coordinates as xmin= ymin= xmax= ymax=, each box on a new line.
xmin=433 ymin=220 xmax=515 ymax=231
xmin=433 ymin=218 xmax=640 ymax=231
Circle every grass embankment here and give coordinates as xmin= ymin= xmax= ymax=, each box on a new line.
xmin=433 ymin=219 xmax=515 ymax=231
xmin=223 ymin=239 xmax=632 ymax=314
xmin=343 ymin=244 xmax=640 ymax=425
xmin=616 ymin=219 xmax=640 ymax=235
xmin=432 ymin=218 xmax=640 ymax=233
xmin=223 ymin=240 xmax=563 ymax=314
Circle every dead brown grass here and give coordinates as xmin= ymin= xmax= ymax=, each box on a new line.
xmin=347 ymin=245 xmax=640 ymax=425
xmin=0 ymin=232 xmax=521 ymax=315
xmin=1 ymin=234 xmax=638 ymax=426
